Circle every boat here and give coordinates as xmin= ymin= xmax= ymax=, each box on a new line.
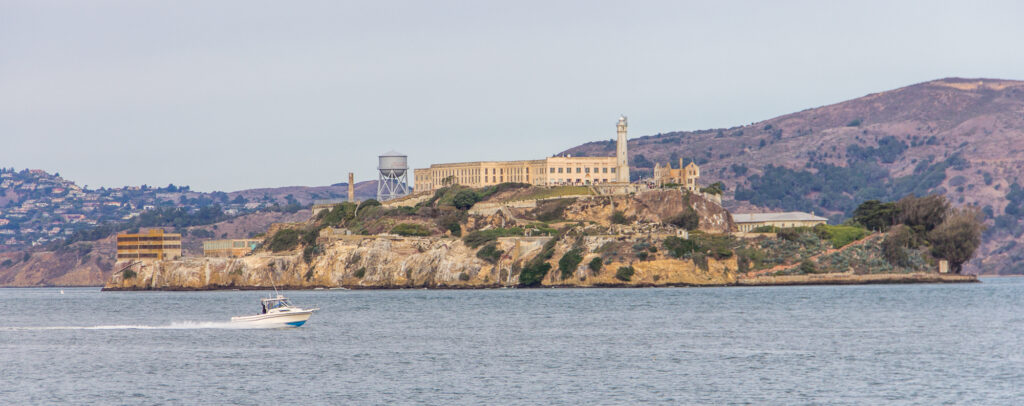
xmin=230 ymin=294 xmax=319 ymax=328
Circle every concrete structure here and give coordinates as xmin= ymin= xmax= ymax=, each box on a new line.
xmin=616 ymin=116 xmax=630 ymax=183
xmin=347 ymin=172 xmax=355 ymax=203
xmin=377 ymin=151 xmax=410 ymax=201
xmin=116 ymin=229 xmax=182 ymax=261
xmin=733 ymin=212 xmax=828 ymax=232
xmin=413 ymin=117 xmax=630 ymax=192
xmin=652 ymin=159 xmax=701 ymax=192
xmin=203 ymin=239 xmax=262 ymax=257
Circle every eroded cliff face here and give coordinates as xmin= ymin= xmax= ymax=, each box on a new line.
xmin=554 ymin=190 xmax=734 ymax=233
xmin=104 ymin=233 xmax=736 ymax=290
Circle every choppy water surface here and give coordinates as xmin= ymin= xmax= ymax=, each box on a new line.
xmin=1 ymin=278 xmax=1022 ymax=404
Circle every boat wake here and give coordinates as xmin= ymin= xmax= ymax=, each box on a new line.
xmin=1 ymin=321 xmax=278 ymax=331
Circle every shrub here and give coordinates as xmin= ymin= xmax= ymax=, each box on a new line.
xmin=0 ymin=259 xmax=12 ymax=268
xmin=357 ymin=199 xmax=381 ymax=211
xmin=666 ymin=208 xmax=699 ymax=230
xmin=458 ymin=272 xmax=470 ymax=281
xmin=558 ymin=249 xmax=584 ymax=280
xmin=777 ymin=228 xmax=800 ymax=242
xmin=267 ymin=229 xmax=301 ymax=252
xmin=636 ymin=251 xmax=649 ymax=261
xmin=476 ymin=243 xmax=504 ymax=264
xmin=534 ymin=198 xmax=575 ymax=222
xmin=519 ymin=259 xmax=551 ymax=287
xmin=663 ymin=236 xmax=698 ymax=258
xmin=588 ymin=257 xmax=603 ymax=274
xmin=303 ymin=268 xmax=314 ymax=281
xmin=354 ymin=267 xmax=366 ymax=278
xmin=897 ymin=194 xmax=949 ymax=233
xmin=751 ymin=225 xmax=780 ymax=233
xmin=462 ymin=227 xmax=524 ymax=248
xmin=122 ymin=269 xmax=137 ymax=279
xmin=799 ymin=259 xmax=818 ymax=274
xmin=452 ymin=190 xmax=481 ymax=210
xmin=692 ymin=253 xmax=709 ymax=271
xmin=302 ymin=245 xmax=322 ymax=264
xmin=882 ymin=225 xmax=914 ymax=267
xmin=615 ymin=266 xmax=635 ymax=281
xmin=391 ymin=223 xmax=431 ymax=236
xmin=610 ymin=210 xmax=629 ymax=225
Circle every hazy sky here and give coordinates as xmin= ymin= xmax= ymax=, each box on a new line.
xmin=3 ymin=1 xmax=1023 ymax=192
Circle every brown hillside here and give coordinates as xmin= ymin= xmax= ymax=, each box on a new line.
xmin=565 ymin=78 xmax=1024 ymax=274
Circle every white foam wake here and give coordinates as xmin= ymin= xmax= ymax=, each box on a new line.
xmin=1 ymin=321 xmax=275 ymax=330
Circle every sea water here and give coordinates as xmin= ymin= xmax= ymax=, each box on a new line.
xmin=1 ymin=278 xmax=1022 ymax=404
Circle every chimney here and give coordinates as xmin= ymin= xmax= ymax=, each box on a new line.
xmin=348 ymin=172 xmax=355 ymax=202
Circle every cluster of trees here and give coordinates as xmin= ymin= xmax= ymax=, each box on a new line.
xmin=854 ymin=194 xmax=984 ymax=273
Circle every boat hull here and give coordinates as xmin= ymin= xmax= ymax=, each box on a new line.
xmin=230 ymin=310 xmax=314 ymax=328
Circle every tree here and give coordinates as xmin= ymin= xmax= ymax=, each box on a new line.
xmin=897 ymin=194 xmax=949 ymax=233
xmin=928 ymin=207 xmax=985 ymax=273
xmin=452 ymin=190 xmax=479 ymax=210
xmin=852 ymin=200 xmax=898 ymax=231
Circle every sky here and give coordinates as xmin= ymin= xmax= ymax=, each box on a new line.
xmin=2 ymin=0 xmax=1023 ymax=192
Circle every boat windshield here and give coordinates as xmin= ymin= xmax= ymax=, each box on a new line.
xmin=263 ymin=298 xmax=293 ymax=310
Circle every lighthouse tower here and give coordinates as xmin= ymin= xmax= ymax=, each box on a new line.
xmin=616 ymin=116 xmax=630 ymax=183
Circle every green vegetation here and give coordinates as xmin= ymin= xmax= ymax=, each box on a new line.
xmin=122 ymin=268 xmax=137 ymax=279
xmin=588 ymin=257 xmax=603 ymax=274
xmin=391 ymin=223 xmax=431 ymax=236
xmin=354 ymin=267 xmax=366 ymax=278
xmin=799 ymin=259 xmax=818 ymax=274
xmin=458 ymin=272 xmax=471 ymax=281
xmin=476 ymin=243 xmax=504 ymax=264
xmin=700 ymin=182 xmax=725 ymax=195
xmin=615 ymin=266 xmax=635 ymax=281
xmin=610 ymin=210 xmax=629 ymax=225
xmin=665 ymin=208 xmax=699 ymax=230
xmin=462 ymin=227 xmax=524 ymax=248
xmin=519 ymin=260 xmax=551 ymax=287
xmin=663 ymin=236 xmax=699 ymax=258
xmin=507 ymin=186 xmax=592 ymax=202
xmin=558 ymin=248 xmax=584 ymax=279
xmin=0 ymin=259 xmax=12 ymax=268
xmin=816 ymin=224 xmax=869 ymax=248
xmin=267 ymin=229 xmax=301 ymax=252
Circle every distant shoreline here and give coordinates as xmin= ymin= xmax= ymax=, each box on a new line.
xmin=95 ymin=272 xmax=978 ymax=291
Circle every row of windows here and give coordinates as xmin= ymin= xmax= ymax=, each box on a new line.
xmin=117 ymin=244 xmax=182 ymax=250
xmin=117 ymin=236 xmax=181 ymax=242
xmin=117 ymin=253 xmax=162 ymax=259
xmin=549 ymin=167 xmax=615 ymax=174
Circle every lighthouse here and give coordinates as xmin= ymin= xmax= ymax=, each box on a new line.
xmin=616 ymin=116 xmax=630 ymax=183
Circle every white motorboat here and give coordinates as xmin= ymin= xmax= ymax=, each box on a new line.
xmin=231 ymin=294 xmax=318 ymax=328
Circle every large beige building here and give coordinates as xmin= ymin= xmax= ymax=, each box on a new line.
xmin=415 ymin=117 xmax=631 ymax=191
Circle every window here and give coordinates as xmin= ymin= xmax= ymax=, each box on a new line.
xmin=602 ymin=168 xmax=608 ymax=173
xmin=549 ymin=168 xmax=555 ymax=173
xmin=585 ymin=168 xmax=590 ymax=173
xmin=558 ymin=168 xmax=563 ymax=173
xmin=610 ymin=168 xmax=616 ymax=173
xmin=576 ymin=168 xmax=581 ymax=173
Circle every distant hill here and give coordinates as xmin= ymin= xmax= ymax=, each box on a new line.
xmin=564 ymin=78 xmax=1024 ymax=275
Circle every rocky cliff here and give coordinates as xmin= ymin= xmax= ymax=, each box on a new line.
xmin=103 ymin=234 xmax=736 ymax=290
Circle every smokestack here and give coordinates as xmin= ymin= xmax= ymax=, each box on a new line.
xmin=348 ymin=173 xmax=355 ymax=202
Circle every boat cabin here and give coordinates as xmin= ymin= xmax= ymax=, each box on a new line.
xmin=261 ymin=295 xmax=294 ymax=314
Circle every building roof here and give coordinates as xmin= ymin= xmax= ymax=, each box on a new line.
xmin=732 ymin=211 xmax=828 ymax=223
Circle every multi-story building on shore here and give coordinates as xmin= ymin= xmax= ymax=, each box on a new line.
xmin=414 ymin=116 xmax=631 ymax=192
xmin=115 ymin=229 xmax=182 ymax=261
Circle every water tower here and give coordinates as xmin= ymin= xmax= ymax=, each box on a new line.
xmin=377 ymin=150 xmax=410 ymax=201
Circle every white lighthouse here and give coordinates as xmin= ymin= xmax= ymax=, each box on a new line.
xmin=616 ymin=115 xmax=630 ymax=183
